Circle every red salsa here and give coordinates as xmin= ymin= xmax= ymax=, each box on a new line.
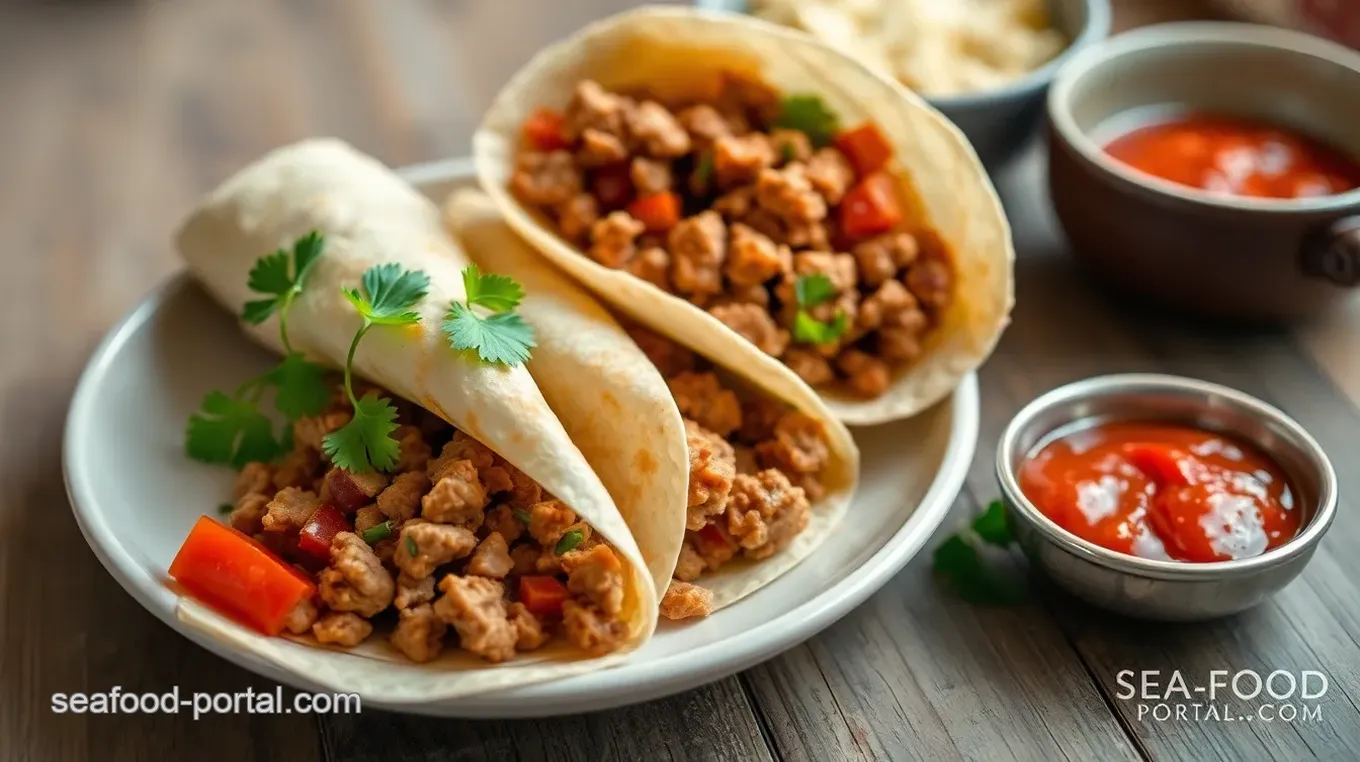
xmin=1102 ymin=113 xmax=1360 ymax=200
xmin=1018 ymin=422 xmax=1301 ymax=563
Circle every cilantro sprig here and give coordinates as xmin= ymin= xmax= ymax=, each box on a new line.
xmin=442 ymin=265 xmax=536 ymax=366
xmin=933 ymin=501 xmax=1027 ymax=605
xmin=773 ymin=95 xmax=840 ymax=148
xmin=322 ymin=264 xmax=431 ymax=473
xmin=791 ymin=273 xmax=850 ymax=345
xmin=185 ymin=232 xmax=332 ymax=468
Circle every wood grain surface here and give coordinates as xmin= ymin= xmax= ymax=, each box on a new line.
xmin=4 ymin=1 xmax=1357 ymax=761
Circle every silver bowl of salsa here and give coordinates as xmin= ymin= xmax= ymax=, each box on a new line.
xmin=996 ymin=373 xmax=1337 ymax=620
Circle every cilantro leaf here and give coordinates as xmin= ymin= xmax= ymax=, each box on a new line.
xmin=241 ymin=232 xmax=325 ymax=334
xmin=185 ymin=391 xmax=281 ymax=468
xmin=773 ymin=95 xmax=840 ymax=147
xmin=932 ymin=536 xmax=1026 ymax=606
xmin=291 ymin=231 xmax=325 ymax=287
xmin=933 ymin=500 xmax=1027 ymax=606
xmin=343 ymin=263 xmax=430 ymax=325
xmin=268 ymin=352 xmax=332 ymax=420
xmin=463 ymin=264 xmax=525 ymax=313
xmin=794 ymin=274 xmax=837 ymax=309
xmin=972 ymin=500 xmax=1013 ymax=547
xmin=443 ymin=303 xmax=536 ymax=366
xmin=241 ymin=299 xmax=280 ymax=325
xmin=247 ymin=250 xmax=294 ymax=296
xmin=321 ymin=394 xmax=401 ymax=473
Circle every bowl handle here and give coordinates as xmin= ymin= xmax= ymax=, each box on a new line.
xmin=1301 ymin=216 xmax=1360 ymax=288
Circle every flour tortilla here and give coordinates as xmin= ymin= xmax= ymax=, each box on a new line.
xmin=445 ymin=190 xmax=858 ymax=611
xmin=174 ymin=138 xmax=658 ymax=705
xmin=473 ymin=6 xmax=1014 ymax=425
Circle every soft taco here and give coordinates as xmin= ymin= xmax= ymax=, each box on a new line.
xmin=171 ymin=138 xmax=674 ymax=703
xmin=473 ymin=6 xmax=1014 ymax=425
xmin=444 ymin=189 xmax=858 ymax=617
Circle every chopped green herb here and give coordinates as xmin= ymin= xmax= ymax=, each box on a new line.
xmin=442 ymin=265 xmax=537 ymax=366
xmin=184 ymin=233 xmax=330 ymax=468
xmin=217 ymin=502 xmax=235 ymax=516
xmin=791 ymin=273 xmax=849 ymax=345
xmin=779 ymin=142 xmax=796 ymax=163
xmin=794 ymin=273 xmax=837 ymax=308
xmin=933 ymin=501 xmax=1026 ymax=605
xmin=361 ymin=520 xmax=394 ymax=545
xmin=793 ymin=309 xmax=849 ymax=345
xmin=694 ymin=151 xmax=715 ymax=186
xmin=513 ymin=508 xmax=532 ymax=524
xmin=405 ymin=535 xmax=418 ymax=558
xmin=323 ymin=263 xmax=430 ymax=473
xmin=773 ymin=94 xmax=840 ymax=148
xmin=555 ymin=529 xmax=584 ymax=555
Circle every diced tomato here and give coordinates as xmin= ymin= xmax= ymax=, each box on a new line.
xmin=325 ymin=468 xmax=378 ymax=512
xmin=169 ymin=516 xmax=316 ymax=636
xmin=522 ymin=108 xmax=569 ymax=151
xmin=1124 ymin=444 xmax=1191 ymax=487
xmin=626 ymin=191 xmax=681 ymax=233
xmin=297 ymin=504 xmax=350 ymax=560
xmin=519 ymin=575 xmax=569 ymax=617
xmin=835 ymin=122 xmax=894 ymax=177
xmin=591 ymin=164 xmax=634 ymax=210
xmin=839 ymin=171 xmax=903 ymax=240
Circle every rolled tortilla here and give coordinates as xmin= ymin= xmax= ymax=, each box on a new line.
xmin=473 ymin=6 xmax=1014 ymax=425
xmin=445 ymin=189 xmax=859 ymax=611
xmin=174 ymin=138 xmax=658 ymax=704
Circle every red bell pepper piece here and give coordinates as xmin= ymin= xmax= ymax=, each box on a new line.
xmin=522 ymin=108 xmax=569 ymax=151
xmin=297 ymin=504 xmax=350 ymax=560
xmin=626 ymin=191 xmax=681 ymax=233
xmin=519 ymin=576 xmax=569 ymax=617
xmin=839 ymin=171 xmax=903 ymax=240
xmin=169 ymin=516 xmax=316 ymax=636
xmin=834 ymin=122 xmax=894 ymax=177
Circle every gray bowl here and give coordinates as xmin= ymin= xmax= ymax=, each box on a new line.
xmin=996 ymin=374 xmax=1338 ymax=621
xmin=694 ymin=0 xmax=1112 ymax=167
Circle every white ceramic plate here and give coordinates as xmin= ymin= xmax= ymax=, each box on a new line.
xmin=63 ymin=157 xmax=978 ymax=718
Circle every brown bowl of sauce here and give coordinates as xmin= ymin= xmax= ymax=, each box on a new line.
xmin=1046 ymin=22 xmax=1360 ymax=321
xmin=997 ymin=374 xmax=1337 ymax=620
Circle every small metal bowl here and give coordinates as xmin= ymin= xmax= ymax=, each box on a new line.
xmin=996 ymin=374 xmax=1338 ymax=620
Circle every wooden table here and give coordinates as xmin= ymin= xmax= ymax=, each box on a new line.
xmin=4 ymin=1 xmax=1357 ymax=760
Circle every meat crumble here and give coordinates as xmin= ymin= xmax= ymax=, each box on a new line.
xmin=216 ymin=382 xmax=632 ymax=663
xmin=511 ymin=74 xmax=956 ymax=399
xmin=630 ymin=327 xmax=830 ymax=621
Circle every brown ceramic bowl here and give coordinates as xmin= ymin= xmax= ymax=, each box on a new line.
xmin=1046 ymin=22 xmax=1360 ymax=322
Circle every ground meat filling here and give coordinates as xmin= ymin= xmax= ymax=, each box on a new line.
xmin=630 ymin=327 xmax=831 ymax=620
xmin=218 ymin=384 xmax=632 ymax=663
xmin=511 ymin=75 xmax=957 ymax=399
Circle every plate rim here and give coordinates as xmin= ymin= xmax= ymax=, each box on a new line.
xmin=62 ymin=157 xmax=979 ymax=717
